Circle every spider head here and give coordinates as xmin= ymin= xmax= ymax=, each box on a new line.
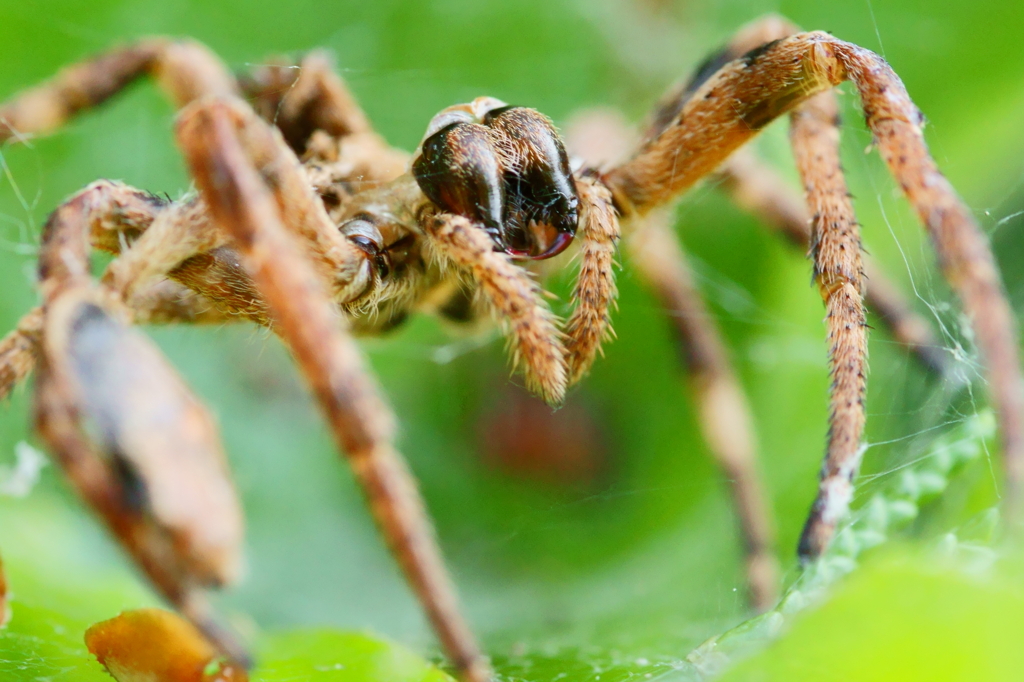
xmin=412 ymin=97 xmax=578 ymax=260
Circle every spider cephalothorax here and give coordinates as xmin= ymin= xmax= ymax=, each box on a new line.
xmin=310 ymin=96 xmax=585 ymax=337
xmin=0 ymin=16 xmax=1021 ymax=682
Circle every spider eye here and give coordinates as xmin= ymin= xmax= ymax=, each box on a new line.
xmin=340 ymin=217 xmax=391 ymax=280
xmin=340 ymin=217 xmax=383 ymax=249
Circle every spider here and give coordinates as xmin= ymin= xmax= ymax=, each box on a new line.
xmin=0 ymin=13 xmax=1021 ymax=682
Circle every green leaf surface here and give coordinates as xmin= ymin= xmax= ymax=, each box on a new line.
xmin=0 ymin=499 xmax=451 ymax=681
xmin=256 ymin=631 xmax=452 ymax=682
xmin=0 ymin=603 xmax=451 ymax=682
xmin=721 ymin=550 xmax=1024 ymax=682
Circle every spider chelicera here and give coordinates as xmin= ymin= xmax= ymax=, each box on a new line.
xmin=0 ymin=14 xmax=1020 ymax=682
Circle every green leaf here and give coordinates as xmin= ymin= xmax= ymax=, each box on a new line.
xmin=0 ymin=603 xmax=110 ymax=682
xmin=0 ymin=499 xmax=450 ymax=682
xmin=256 ymin=631 xmax=452 ymax=682
xmin=720 ymin=549 xmax=1024 ymax=682
xmin=0 ymin=603 xmax=453 ymax=682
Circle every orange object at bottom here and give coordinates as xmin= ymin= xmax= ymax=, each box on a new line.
xmin=85 ymin=609 xmax=247 ymax=682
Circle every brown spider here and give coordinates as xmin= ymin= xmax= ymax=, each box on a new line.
xmin=0 ymin=14 xmax=1020 ymax=682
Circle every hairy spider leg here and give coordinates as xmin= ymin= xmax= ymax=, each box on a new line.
xmin=0 ymin=39 xmax=237 ymax=143
xmin=658 ymin=15 xmax=860 ymax=561
xmin=835 ymin=41 xmax=1024 ymax=523
xmin=176 ymin=98 xmax=491 ymax=682
xmin=604 ymin=30 xmax=1023 ymax=557
xmin=716 ymin=150 xmax=948 ymax=375
xmin=789 ymin=92 xmax=868 ymax=559
xmin=660 ymin=14 xmax=945 ymax=376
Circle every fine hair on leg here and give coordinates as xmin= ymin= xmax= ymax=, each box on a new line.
xmin=715 ymin=150 xmax=947 ymax=375
xmin=789 ymin=92 xmax=868 ymax=560
xmin=564 ymin=175 xmax=620 ymax=386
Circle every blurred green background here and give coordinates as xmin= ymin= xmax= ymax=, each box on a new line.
xmin=1 ymin=0 xmax=1023 ymax=680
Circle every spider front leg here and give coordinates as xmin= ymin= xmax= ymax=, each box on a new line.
xmin=788 ymin=92 xmax=868 ymax=558
xmin=604 ymin=30 xmax=1023 ymax=557
xmin=175 ymin=97 xmax=491 ymax=682
xmin=716 ymin=150 xmax=948 ymax=375
xmin=564 ymin=176 xmax=620 ymax=386
xmin=423 ymin=210 xmax=569 ymax=404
